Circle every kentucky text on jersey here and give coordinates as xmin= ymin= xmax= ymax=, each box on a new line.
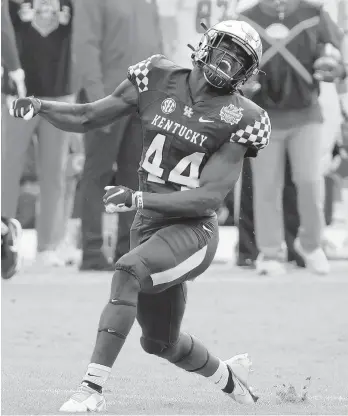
xmin=151 ymin=114 xmax=208 ymax=147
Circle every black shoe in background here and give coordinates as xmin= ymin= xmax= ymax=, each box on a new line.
xmin=287 ymin=250 xmax=306 ymax=268
xmin=236 ymin=255 xmax=256 ymax=269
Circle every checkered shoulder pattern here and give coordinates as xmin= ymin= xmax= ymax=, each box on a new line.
xmin=128 ymin=54 xmax=161 ymax=94
xmin=230 ymin=110 xmax=271 ymax=150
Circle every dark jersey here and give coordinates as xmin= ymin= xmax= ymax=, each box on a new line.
xmin=239 ymin=1 xmax=342 ymax=110
xmin=9 ymin=0 xmax=73 ymax=97
xmin=128 ymin=55 xmax=271 ymax=194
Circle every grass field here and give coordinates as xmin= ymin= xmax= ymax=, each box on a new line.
xmin=2 ymin=235 xmax=348 ymax=415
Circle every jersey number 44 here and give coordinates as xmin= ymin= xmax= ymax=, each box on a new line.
xmin=142 ymin=133 xmax=205 ymax=190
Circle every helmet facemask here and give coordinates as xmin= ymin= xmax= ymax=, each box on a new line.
xmin=193 ymin=30 xmax=257 ymax=92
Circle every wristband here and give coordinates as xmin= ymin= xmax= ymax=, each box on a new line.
xmin=30 ymin=96 xmax=42 ymax=113
xmin=134 ymin=191 xmax=144 ymax=209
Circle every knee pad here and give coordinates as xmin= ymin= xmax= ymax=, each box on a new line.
xmin=140 ymin=336 xmax=167 ymax=355
xmin=115 ymin=252 xmax=150 ymax=285
xmin=140 ymin=333 xmax=190 ymax=364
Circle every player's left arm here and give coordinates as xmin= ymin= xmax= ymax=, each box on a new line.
xmin=103 ymin=108 xmax=270 ymax=216
xmin=144 ymin=142 xmax=247 ymax=216
xmin=104 ymin=141 xmax=247 ymax=217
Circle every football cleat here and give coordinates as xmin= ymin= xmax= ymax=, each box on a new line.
xmin=256 ymin=253 xmax=286 ymax=276
xmin=225 ymin=353 xmax=259 ymax=404
xmin=59 ymin=383 xmax=106 ymax=413
xmin=294 ymin=238 xmax=330 ymax=275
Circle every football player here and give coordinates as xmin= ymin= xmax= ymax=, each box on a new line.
xmin=10 ymin=20 xmax=270 ymax=412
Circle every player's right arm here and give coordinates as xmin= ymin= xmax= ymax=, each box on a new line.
xmin=9 ymin=79 xmax=138 ymax=133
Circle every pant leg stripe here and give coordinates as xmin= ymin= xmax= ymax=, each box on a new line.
xmin=151 ymin=246 xmax=207 ymax=286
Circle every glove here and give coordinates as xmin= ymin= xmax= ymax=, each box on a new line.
xmin=9 ymin=96 xmax=41 ymax=120
xmin=103 ymin=186 xmax=143 ymax=213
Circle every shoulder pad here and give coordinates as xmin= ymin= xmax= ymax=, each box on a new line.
xmin=128 ymin=55 xmax=177 ymax=94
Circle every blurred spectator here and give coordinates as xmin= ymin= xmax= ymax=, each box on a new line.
xmin=237 ymin=78 xmax=306 ymax=269
xmin=1 ymin=0 xmax=25 ymax=279
xmin=1 ymin=0 xmax=26 ymax=102
xmin=236 ymin=153 xmax=306 ymax=269
xmin=1 ymin=0 xmax=74 ymax=267
xmin=322 ymin=0 xmax=348 ymax=259
xmin=73 ymin=0 xmax=163 ymax=271
xmin=238 ymin=0 xmax=345 ymax=275
xmin=55 ymin=132 xmax=85 ymax=265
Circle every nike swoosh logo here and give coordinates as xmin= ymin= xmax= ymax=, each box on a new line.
xmin=87 ymin=373 xmax=101 ymax=377
xmin=105 ymin=188 xmax=125 ymax=203
xmin=112 ymin=189 xmax=125 ymax=196
xmin=199 ymin=117 xmax=214 ymax=123
xmin=203 ymin=224 xmax=213 ymax=233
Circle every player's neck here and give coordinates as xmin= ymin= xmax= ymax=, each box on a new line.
xmin=188 ymin=69 xmax=224 ymax=103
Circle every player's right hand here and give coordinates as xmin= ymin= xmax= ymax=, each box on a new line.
xmin=9 ymin=97 xmax=41 ymax=120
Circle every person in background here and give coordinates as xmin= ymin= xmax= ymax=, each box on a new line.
xmin=175 ymin=0 xmax=303 ymax=268
xmin=1 ymin=0 xmax=74 ymax=268
xmin=1 ymin=0 xmax=26 ymax=102
xmin=238 ymin=0 xmax=346 ymax=275
xmin=322 ymin=0 xmax=348 ymax=259
xmin=236 ymin=83 xmax=306 ymax=269
xmin=73 ymin=0 xmax=163 ymax=271
xmin=1 ymin=0 xmax=25 ymax=279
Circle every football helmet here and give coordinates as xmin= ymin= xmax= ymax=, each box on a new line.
xmin=191 ymin=20 xmax=262 ymax=91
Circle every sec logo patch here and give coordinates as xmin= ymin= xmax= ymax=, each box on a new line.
xmin=161 ymin=98 xmax=176 ymax=114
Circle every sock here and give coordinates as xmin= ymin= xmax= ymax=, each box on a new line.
xmin=208 ymin=359 xmax=234 ymax=393
xmin=82 ymin=363 xmax=111 ymax=392
xmin=171 ymin=333 xmax=219 ymax=375
xmin=166 ymin=333 xmax=234 ymax=393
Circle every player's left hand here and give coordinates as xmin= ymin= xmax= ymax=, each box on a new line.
xmin=103 ymin=185 xmax=137 ymax=213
